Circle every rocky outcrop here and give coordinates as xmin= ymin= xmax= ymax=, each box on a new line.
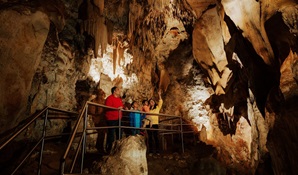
xmin=91 ymin=135 xmax=148 ymax=175
xmin=266 ymin=45 xmax=298 ymax=174
xmin=187 ymin=0 xmax=298 ymax=173
xmin=27 ymin=0 xmax=92 ymax=138
xmin=280 ymin=50 xmax=298 ymax=99
xmin=0 ymin=0 xmax=89 ymax=136
xmin=0 ymin=7 xmax=50 ymax=134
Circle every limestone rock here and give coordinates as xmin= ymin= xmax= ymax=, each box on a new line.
xmin=91 ymin=135 xmax=148 ymax=175
xmin=280 ymin=50 xmax=298 ymax=100
xmin=0 ymin=8 xmax=50 ymax=134
xmin=0 ymin=0 xmax=297 ymax=174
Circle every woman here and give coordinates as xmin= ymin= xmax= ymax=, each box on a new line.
xmin=145 ymin=90 xmax=163 ymax=153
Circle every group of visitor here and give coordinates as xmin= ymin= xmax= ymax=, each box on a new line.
xmin=104 ymin=86 xmax=163 ymax=154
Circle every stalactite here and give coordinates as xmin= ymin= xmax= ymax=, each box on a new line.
xmin=93 ymin=0 xmax=104 ymax=15
xmin=79 ymin=0 xmax=107 ymax=58
xmin=102 ymin=26 xmax=108 ymax=56
xmin=118 ymin=41 xmax=125 ymax=66
xmin=95 ymin=17 xmax=108 ymax=57
xmin=128 ymin=1 xmax=136 ymax=39
xmin=106 ymin=20 xmax=114 ymax=45
xmin=94 ymin=19 xmax=100 ymax=57
xmin=112 ymin=36 xmax=118 ymax=74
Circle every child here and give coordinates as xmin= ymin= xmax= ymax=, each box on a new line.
xmin=141 ymin=100 xmax=151 ymax=128
xmin=142 ymin=100 xmax=150 ymax=113
xmin=129 ymin=101 xmax=143 ymax=135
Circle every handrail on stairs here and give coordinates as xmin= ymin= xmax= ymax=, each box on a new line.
xmin=60 ymin=101 xmax=119 ymax=174
xmin=60 ymin=101 xmax=197 ymax=175
xmin=0 ymin=106 xmax=78 ymax=175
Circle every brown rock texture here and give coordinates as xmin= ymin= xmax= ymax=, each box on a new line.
xmin=0 ymin=0 xmax=297 ymax=174
xmin=0 ymin=8 xmax=50 ymax=133
xmin=91 ymin=135 xmax=148 ymax=175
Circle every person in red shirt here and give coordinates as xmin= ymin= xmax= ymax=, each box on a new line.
xmin=105 ymin=86 xmax=124 ymax=153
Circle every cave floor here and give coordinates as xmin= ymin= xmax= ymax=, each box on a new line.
xmin=9 ymin=139 xmax=221 ymax=175
xmin=146 ymin=142 xmax=220 ymax=175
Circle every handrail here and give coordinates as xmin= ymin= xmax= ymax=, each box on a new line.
xmin=0 ymin=106 xmax=78 ymax=175
xmin=70 ymin=131 xmax=85 ymax=173
xmin=61 ymin=102 xmax=88 ymax=174
xmin=61 ymin=100 xmax=197 ymax=174
xmin=1 ymin=101 xmax=195 ymax=175
xmin=87 ymin=101 xmax=182 ymax=118
xmin=11 ymin=137 xmax=44 ymax=175
xmin=0 ymin=107 xmax=77 ymax=150
xmin=0 ymin=107 xmax=47 ymax=150
xmin=46 ymin=107 xmax=78 ymax=115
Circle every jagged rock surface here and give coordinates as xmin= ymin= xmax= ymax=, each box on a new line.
xmin=0 ymin=0 xmax=297 ymax=174
xmin=0 ymin=7 xmax=50 ymax=134
xmin=91 ymin=135 xmax=148 ymax=175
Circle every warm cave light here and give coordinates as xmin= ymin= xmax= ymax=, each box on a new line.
xmin=185 ymin=74 xmax=213 ymax=132
xmin=88 ymin=45 xmax=139 ymax=89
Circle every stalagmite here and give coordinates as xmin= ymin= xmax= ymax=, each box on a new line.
xmin=159 ymin=68 xmax=171 ymax=92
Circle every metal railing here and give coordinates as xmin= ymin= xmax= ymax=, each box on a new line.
xmin=0 ymin=103 xmax=196 ymax=175
xmin=61 ymin=101 xmax=196 ymax=175
xmin=0 ymin=107 xmax=77 ymax=175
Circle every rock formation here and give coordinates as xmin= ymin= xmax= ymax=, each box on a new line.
xmin=0 ymin=0 xmax=297 ymax=174
xmin=0 ymin=6 xmax=50 ymax=134
xmin=91 ymin=135 xmax=148 ymax=175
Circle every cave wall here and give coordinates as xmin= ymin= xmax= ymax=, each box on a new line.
xmin=0 ymin=0 xmax=90 ymax=136
xmin=187 ymin=0 xmax=298 ymax=174
xmin=0 ymin=5 xmax=50 ymax=134
xmin=0 ymin=0 xmax=297 ymax=174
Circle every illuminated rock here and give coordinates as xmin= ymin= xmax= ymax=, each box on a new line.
xmin=91 ymin=135 xmax=148 ymax=175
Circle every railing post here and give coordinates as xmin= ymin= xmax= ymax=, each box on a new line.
xmin=38 ymin=109 xmax=48 ymax=175
xmin=180 ymin=117 xmax=184 ymax=153
xmin=171 ymin=120 xmax=174 ymax=145
xmin=60 ymin=159 xmax=65 ymax=175
xmin=81 ymin=105 xmax=88 ymax=173
xmin=118 ymin=108 xmax=121 ymax=139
